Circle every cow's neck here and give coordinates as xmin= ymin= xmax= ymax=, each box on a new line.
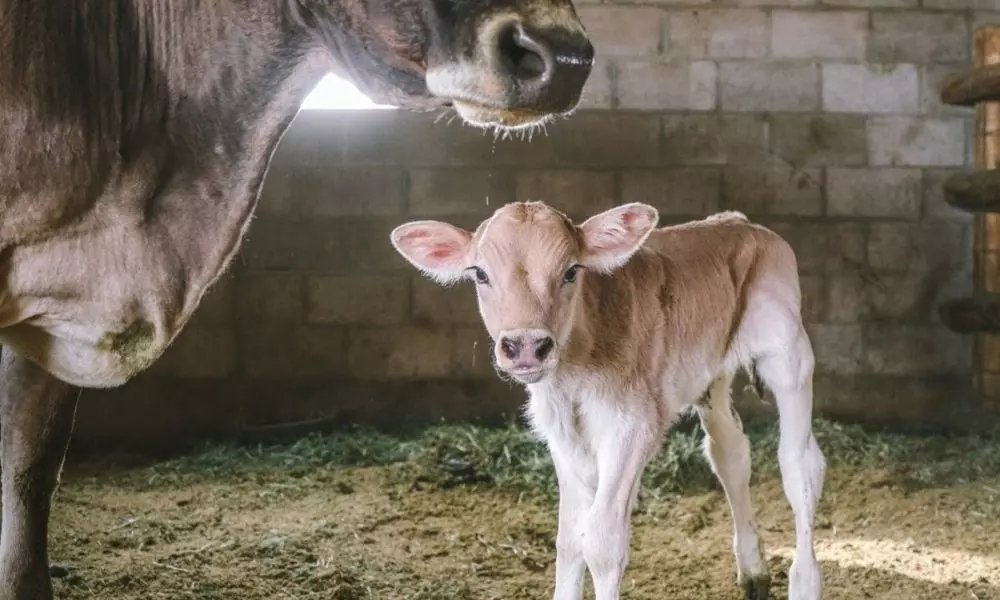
xmin=133 ymin=2 xmax=332 ymax=328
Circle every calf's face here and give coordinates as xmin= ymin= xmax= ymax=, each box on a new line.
xmin=391 ymin=202 xmax=658 ymax=384
xmin=300 ymin=0 xmax=594 ymax=130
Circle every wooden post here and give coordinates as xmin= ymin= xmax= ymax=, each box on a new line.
xmin=974 ymin=27 xmax=1000 ymax=411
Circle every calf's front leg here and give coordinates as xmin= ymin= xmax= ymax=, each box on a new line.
xmin=580 ymin=420 xmax=656 ymax=600
xmin=0 ymin=349 xmax=78 ymax=600
xmin=550 ymin=447 xmax=594 ymax=600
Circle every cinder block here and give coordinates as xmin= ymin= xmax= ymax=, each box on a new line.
xmin=719 ymin=62 xmax=820 ymax=112
xmin=661 ymin=115 xmax=769 ymax=165
xmin=924 ymin=168 xmax=974 ymax=221
xmin=306 ymin=275 xmax=409 ymax=325
xmin=920 ymin=65 xmax=976 ymax=117
xmin=346 ymin=326 xmax=457 ymax=378
xmin=766 ymin=222 xmax=867 ymax=274
xmin=867 ymin=222 xmax=969 ymax=272
xmin=256 ymin=168 xmax=294 ymax=215
xmin=769 ymin=114 xmax=867 ymax=167
xmin=389 ymin=114 xmax=499 ymax=166
xmin=825 ymin=274 xmax=866 ymax=323
xmin=551 ymin=114 xmax=661 ymax=166
xmin=771 ymin=11 xmax=868 ymax=60
xmin=616 ymin=60 xmax=717 ymax=111
xmin=450 ymin=327 xmax=496 ymax=378
xmin=866 ymin=323 xmax=971 ymax=375
xmin=409 ymin=169 xmax=514 ymax=217
xmin=799 ymin=275 xmax=826 ymax=324
xmin=723 ymin=166 xmax=822 ymax=216
xmin=869 ymin=12 xmax=969 ymax=64
xmin=666 ymin=9 xmax=768 ymax=59
xmin=621 ymin=168 xmax=721 ymax=216
xmin=821 ymin=0 xmax=916 ymax=7
xmin=827 ymin=270 xmax=954 ymax=324
xmin=925 ymin=0 xmax=998 ymax=10
xmin=515 ymin=170 xmax=616 ymax=218
xmin=240 ymin=218 xmax=408 ymax=273
xmin=577 ymin=6 xmax=663 ymax=56
xmin=292 ymin=167 xmax=405 ymax=217
xmin=806 ymin=324 xmax=866 ymax=375
xmin=240 ymin=325 xmax=349 ymax=378
xmin=822 ymin=64 xmax=919 ymax=114
xmin=150 ymin=325 xmax=237 ymax=378
xmin=236 ymin=274 xmax=303 ymax=322
xmin=827 ymin=168 xmax=922 ymax=218
xmin=411 ymin=276 xmax=482 ymax=326
xmin=189 ymin=275 xmax=234 ymax=326
xmin=867 ymin=117 xmax=968 ymax=167
xmin=578 ymin=62 xmax=613 ymax=110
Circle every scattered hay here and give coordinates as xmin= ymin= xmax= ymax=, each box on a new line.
xmin=127 ymin=416 xmax=1000 ymax=501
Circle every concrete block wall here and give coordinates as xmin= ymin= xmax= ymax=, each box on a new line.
xmin=74 ymin=1 xmax=1000 ymax=448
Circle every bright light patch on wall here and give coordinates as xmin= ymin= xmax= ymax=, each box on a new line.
xmin=300 ymin=73 xmax=397 ymax=110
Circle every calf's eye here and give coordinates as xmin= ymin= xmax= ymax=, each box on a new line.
xmin=470 ymin=267 xmax=490 ymax=285
xmin=563 ymin=265 xmax=581 ymax=284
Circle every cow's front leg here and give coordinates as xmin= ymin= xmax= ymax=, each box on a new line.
xmin=0 ymin=349 xmax=78 ymax=600
xmin=581 ymin=416 xmax=656 ymax=600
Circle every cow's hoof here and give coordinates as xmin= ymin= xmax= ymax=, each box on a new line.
xmin=743 ymin=574 xmax=770 ymax=600
xmin=49 ymin=564 xmax=70 ymax=579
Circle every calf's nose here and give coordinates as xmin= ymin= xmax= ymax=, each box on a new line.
xmin=499 ymin=333 xmax=556 ymax=363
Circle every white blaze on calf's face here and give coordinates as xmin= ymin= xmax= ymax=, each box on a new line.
xmin=390 ymin=202 xmax=659 ymax=383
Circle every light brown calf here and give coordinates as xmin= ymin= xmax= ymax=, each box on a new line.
xmin=390 ymin=201 xmax=825 ymax=600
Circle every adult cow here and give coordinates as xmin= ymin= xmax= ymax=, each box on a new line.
xmin=0 ymin=2 xmax=593 ymax=598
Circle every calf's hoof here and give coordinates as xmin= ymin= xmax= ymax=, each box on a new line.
xmin=742 ymin=573 xmax=770 ymax=600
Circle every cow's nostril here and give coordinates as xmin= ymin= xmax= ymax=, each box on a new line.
xmin=497 ymin=24 xmax=550 ymax=82
xmin=500 ymin=337 xmax=522 ymax=360
xmin=534 ymin=337 xmax=554 ymax=361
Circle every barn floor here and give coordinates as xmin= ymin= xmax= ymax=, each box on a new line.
xmin=49 ymin=418 xmax=1000 ymax=600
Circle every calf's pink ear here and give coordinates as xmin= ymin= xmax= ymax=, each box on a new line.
xmin=390 ymin=220 xmax=473 ymax=285
xmin=579 ymin=203 xmax=659 ymax=273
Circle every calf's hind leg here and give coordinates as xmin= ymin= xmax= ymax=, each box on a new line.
xmin=697 ymin=375 xmax=769 ymax=600
xmin=755 ymin=326 xmax=825 ymax=600
xmin=0 ymin=349 xmax=78 ymax=600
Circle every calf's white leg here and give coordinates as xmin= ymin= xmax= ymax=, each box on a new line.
xmin=697 ymin=375 xmax=769 ymax=600
xmin=580 ymin=417 xmax=656 ymax=600
xmin=756 ymin=327 xmax=825 ymax=600
xmin=550 ymin=446 xmax=594 ymax=600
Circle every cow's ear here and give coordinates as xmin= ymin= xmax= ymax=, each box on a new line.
xmin=578 ymin=203 xmax=658 ymax=273
xmin=390 ymin=220 xmax=473 ymax=285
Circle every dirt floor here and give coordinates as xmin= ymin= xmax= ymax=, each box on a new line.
xmin=48 ymin=419 xmax=1000 ymax=600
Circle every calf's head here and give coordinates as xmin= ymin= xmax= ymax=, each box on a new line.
xmin=391 ymin=202 xmax=658 ymax=384
xmin=293 ymin=0 xmax=594 ymax=130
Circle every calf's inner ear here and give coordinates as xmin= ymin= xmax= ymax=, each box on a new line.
xmin=390 ymin=220 xmax=473 ymax=284
xmin=578 ymin=203 xmax=659 ymax=273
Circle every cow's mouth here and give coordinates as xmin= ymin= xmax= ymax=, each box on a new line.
xmin=448 ymin=99 xmax=556 ymax=131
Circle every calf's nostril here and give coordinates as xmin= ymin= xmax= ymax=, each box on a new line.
xmin=500 ymin=337 xmax=523 ymax=360
xmin=534 ymin=337 xmax=554 ymax=361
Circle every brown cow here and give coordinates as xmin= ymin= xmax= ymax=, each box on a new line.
xmin=0 ymin=2 xmax=593 ymax=598
xmin=390 ymin=202 xmax=825 ymax=600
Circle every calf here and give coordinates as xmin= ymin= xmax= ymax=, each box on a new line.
xmin=390 ymin=201 xmax=825 ymax=600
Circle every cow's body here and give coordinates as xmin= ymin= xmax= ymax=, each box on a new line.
xmin=0 ymin=2 xmax=594 ymax=598
xmin=391 ymin=203 xmax=826 ymax=600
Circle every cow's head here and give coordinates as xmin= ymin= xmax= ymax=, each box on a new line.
xmin=290 ymin=0 xmax=594 ymax=130
xmin=390 ymin=202 xmax=659 ymax=384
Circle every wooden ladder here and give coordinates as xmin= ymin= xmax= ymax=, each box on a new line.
xmin=938 ymin=27 xmax=1000 ymax=411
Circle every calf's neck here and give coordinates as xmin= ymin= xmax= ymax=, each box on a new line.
xmin=391 ymin=201 xmax=826 ymax=600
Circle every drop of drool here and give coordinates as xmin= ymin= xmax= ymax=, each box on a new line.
xmin=486 ymin=136 xmax=497 ymax=206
